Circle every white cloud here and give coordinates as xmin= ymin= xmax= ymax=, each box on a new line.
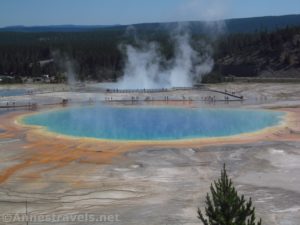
xmin=176 ymin=0 xmax=231 ymax=21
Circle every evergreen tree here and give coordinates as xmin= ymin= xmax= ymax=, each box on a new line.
xmin=198 ymin=164 xmax=262 ymax=225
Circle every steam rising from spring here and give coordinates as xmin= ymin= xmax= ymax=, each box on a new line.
xmin=117 ymin=25 xmax=214 ymax=89
xmin=64 ymin=59 xmax=77 ymax=87
xmin=52 ymin=50 xmax=78 ymax=87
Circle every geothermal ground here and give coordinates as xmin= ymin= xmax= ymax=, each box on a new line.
xmin=0 ymin=82 xmax=300 ymax=225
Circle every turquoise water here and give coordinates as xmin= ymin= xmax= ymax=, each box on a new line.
xmin=22 ymin=106 xmax=284 ymax=141
xmin=0 ymin=89 xmax=26 ymax=97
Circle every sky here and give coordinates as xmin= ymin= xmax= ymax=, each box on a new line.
xmin=0 ymin=0 xmax=300 ymax=27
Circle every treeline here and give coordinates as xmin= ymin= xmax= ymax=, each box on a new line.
xmin=0 ymin=25 xmax=300 ymax=83
xmin=0 ymin=26 xmax=182 ymax=82
xmin=204 ymin=26 xmax=300 ymax=82
xmin=0 ymin=29 xmax=126 ymax=81
xmin=217 ymin=26 xmax=300 ymax=60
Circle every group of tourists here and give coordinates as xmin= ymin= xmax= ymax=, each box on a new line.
xmin=106 ymin=88 xmax=168 ymax=93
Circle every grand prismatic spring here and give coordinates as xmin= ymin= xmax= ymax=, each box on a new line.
xmin=22 ymin=106 xmax=284 ymax=141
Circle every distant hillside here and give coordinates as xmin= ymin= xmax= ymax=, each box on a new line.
xmin=224 ymin=14 xmax=300 ymax=33
xmin=204 ymin=26 xmax=300 ymax=82
xmin=0 ymin=15 xmax=300 ymax=83
xmin=1 ymin=14 xmax=300 ymax=33
xmin=130 ymin=14 xmax=300 ymax=34
xmin=0 ymin=25 xmax=118 ymax=33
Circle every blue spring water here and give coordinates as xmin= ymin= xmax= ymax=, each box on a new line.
xmin=22 ymin=106 xmax=284 ymax=141
xmin=0 ymin=89 xmax=27 ymax=97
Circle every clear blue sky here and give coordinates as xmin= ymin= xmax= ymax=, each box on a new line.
xmin=0 ymin=0 xmax=300 ymax=27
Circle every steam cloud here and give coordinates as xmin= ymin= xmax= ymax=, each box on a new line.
xmin=117 ymin=25 xmax=214 ymax=89
xmin=64 ymin=59 xmax=77 ymax=87
xmin=52 ymin=50 xmax=78 ymax=87
xmin=117 ymin=0 xmax=227 ymax=89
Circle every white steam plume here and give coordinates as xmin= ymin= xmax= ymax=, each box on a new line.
xmin=64 ymin=59 xmax=77 ymax=87
xmin=52 ymin=50 xmax=78 ymax=87
xmin=168 ymin=25 xmax=214 ymax=87
xmin=117 ymin=42 xmax=166 ymax=89
xmin=117 ymin=0 xmax=228 ymax=89
xmin=117 ymin=24 xmax=214 ymax=89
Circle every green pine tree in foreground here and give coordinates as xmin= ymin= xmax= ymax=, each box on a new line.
xmin=198 ymin=164 xmax=262 ymax=225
